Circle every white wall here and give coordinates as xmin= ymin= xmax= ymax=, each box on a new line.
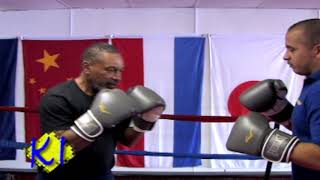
xmin=0 ymin=8 xmax=318 ymax=173
xmin=0 ymin=8 xmax=317 ymax=38
xmin=0 ymin=10 xmax=71 ymax=37
xmin=72 ymin=8 xmax=195 ymax=36
xmin=196 ymin=9 xmax=318 ymax=34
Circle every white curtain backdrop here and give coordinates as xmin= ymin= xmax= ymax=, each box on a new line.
xmin=143 ymin=35 xmax=175 ymax=168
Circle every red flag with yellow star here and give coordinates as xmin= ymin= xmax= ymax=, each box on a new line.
xmin=22 ymin=39 xmax=107 ymax=143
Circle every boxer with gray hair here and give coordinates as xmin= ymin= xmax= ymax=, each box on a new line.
xmin=38 ymin=42 xmax=165 ymax=180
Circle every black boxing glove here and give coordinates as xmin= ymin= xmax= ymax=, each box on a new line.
xmin=240 ymin=79 xmax=293 ymax=124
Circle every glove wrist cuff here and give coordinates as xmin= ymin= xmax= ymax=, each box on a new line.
xmin=262 ymin=129 xmax=299 ymax=163
xmin=131 ymin=116 xmax=155 ymax=132
xmin=73 ymin=110 xmax=104 ymax=141
xmin=71 ymin=125 xmax=95 ymax=142
xmin=267 ymin=101 xmax=294 ymax=122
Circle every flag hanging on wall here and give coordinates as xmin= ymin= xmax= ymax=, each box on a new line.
xmin=22 ymin=39 xmax=107 ymax=144
xmin=0 ymin=38 xmax=18 ymax=160
xmin=173 ymin=37 xmax=205 ymax=167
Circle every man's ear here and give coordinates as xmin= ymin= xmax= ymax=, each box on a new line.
xmin=82 ymin=61 xmax=90 ymax=74
xmin=313 ymin=44 xmax=320 ymax=57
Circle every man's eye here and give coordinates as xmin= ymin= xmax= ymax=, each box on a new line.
xmin=105 ymin=67 xmax=123 ymax=73
xmin=287 ymin=47 xmax=295 ymax=52
xmin=106 ymin=67 xmax=116 ymax=72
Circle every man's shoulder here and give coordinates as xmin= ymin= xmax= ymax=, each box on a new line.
xmin=40 ymin=80 xmax=79 ymax=105
xmin=46 ymin=80 xmax=77 ymax=96
xmin=40 ymin=80 xmax=92 ymax=113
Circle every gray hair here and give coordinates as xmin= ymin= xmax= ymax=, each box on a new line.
xmin=81 ymin=42 xmax=120 ymax=63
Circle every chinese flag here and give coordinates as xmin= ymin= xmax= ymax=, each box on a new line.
xmin=23 ymin=39 xmax=107 ymax=143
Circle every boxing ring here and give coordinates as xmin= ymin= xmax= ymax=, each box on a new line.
xmin=0 ymin=106 xmax=292 ymax=177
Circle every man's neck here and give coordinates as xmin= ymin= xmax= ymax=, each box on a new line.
xmin=75 ymin=75 xmax=94 ymax=96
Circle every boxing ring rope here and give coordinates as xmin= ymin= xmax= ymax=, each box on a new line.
xmin=0 ymin=106 xmax=260 ymax=160
xmin=0 ymin=106 xmax=238 ymax=122
xmin=0 ymin=140 xmax=260 ymax=160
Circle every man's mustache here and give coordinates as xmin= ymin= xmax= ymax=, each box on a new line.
xmin=105 ymin=80 xmax=120 ymax=86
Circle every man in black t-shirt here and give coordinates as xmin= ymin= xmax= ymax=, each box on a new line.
xmin=37 ymin=42 xmax=165 ymax=180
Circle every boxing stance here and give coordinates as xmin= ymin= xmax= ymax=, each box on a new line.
xmin=229 ymin=79 xmax=299 ymax=162
xmin=58 ymin=86 xmax=165 ymax=152
xmin=227 ymin=79 xmax=320 ymax=170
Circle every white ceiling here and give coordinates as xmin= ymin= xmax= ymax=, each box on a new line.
xmin=0 ymin=0 xmax=319 ymax=11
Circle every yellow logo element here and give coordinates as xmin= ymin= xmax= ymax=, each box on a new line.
xmin=245 ymin=129 xmax=254 ymax=143
xmin=36 ymin=50 xmax=60 ymax=72
xmin=25 ymin=132 xmax=74 ymax=173
xmin=99 ymin=102 xmax=111 ymax=114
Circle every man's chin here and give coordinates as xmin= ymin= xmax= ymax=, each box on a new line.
xmin=93 ymin=83 xmax=118 ymax=91
xmin=294 ymin=70 xmax=310 ymax=76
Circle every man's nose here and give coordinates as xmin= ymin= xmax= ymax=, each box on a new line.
xmin=112 ymin=71 xmax=122 ymax=81
xmin=283 ymin=51 xmax=290 ymax=61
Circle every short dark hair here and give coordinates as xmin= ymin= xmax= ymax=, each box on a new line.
xmin=81 ymin=42 xmax=120 ymax=63
xmin=288 ymin=18 xmax=320 ymax=47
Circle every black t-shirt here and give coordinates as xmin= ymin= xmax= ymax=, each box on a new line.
xmin=38 ymin=80 xmax=130 ymax=179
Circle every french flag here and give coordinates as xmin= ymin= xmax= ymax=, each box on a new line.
xmin=115 ymin=36 xmax=205 ymax=168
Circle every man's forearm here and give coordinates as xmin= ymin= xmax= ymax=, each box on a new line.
xmin=119 ymin=127 xmax=144 ymax=146
xmin=291 ymin=142 xmax=320 ymax=170
xmin=55 ymin=129 xmax=92 ymax=152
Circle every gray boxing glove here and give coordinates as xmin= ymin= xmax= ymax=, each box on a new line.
xmin=127 ymin=86 xmax=166 ymax=132
xmin=226 ymin=112 xmax=299 ymax=162
xmin=240 ymin=79 xmax=293 ymax=123
xmin=71 ymin=89 xmax=138 ymax=142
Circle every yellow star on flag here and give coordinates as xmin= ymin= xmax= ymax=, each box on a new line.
xmin=29 ymin=78 xmax=36 ymax=84
xmin=39 ymin=88 xmax=46 ymax=94
xmin=36 ymin=50 xmax=60 ymax=72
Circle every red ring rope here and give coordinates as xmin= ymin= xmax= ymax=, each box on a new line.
xmin=0 ymin=106 xmax=237 ymax=122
